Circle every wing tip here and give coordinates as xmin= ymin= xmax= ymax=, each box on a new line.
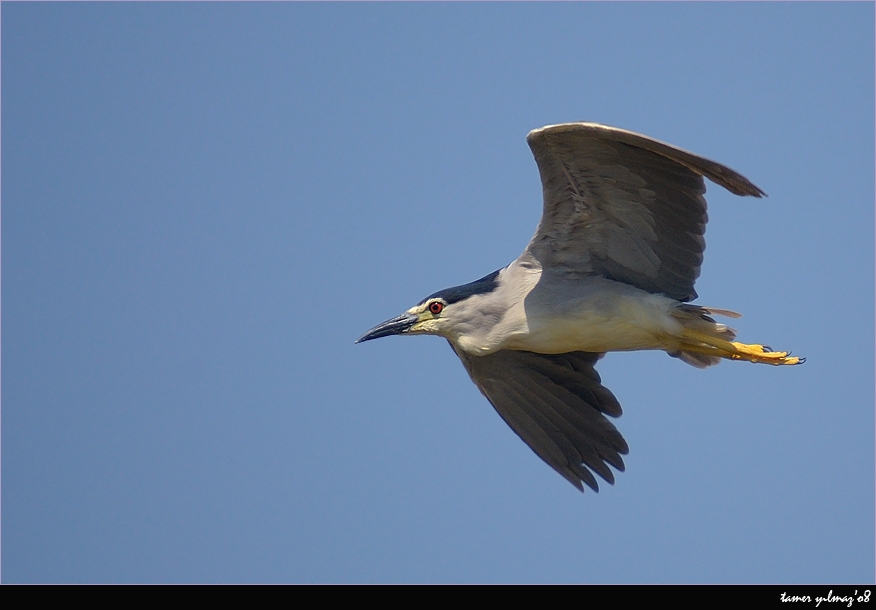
xmin=564 ymin=453 xmax=627 ymax=493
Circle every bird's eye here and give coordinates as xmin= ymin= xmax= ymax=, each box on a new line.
xmin=429 ymin=301 xmax=444 ymax=315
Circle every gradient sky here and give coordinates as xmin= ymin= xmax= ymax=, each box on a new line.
xmin=3 ymin=2 xmax=874 ymax=583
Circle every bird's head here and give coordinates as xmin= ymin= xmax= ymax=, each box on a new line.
xmin=356 ymin=269 xmax=503 ymax=345
xmin=355 ymin=297 xmax=451 ymax=343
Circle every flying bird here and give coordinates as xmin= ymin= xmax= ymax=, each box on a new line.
xmin=357 ymin=123 xmax=802 ymax=492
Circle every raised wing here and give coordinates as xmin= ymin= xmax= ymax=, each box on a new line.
xmin=525 ymin=123 xmax=765 ymax=302
xmin=452 ymin=345 xmax=628 ymax=492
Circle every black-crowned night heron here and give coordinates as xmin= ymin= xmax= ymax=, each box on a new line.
xmin=357 ymin=123 xmax=802 ymax=492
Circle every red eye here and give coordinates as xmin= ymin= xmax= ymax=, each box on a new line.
xmin=429 ymin=301 xmax=444 ymax=315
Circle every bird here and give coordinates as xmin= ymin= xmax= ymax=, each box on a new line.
xmin=356 ymin=122 xmax=803 ymax=492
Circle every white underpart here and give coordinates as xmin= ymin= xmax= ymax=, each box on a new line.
xmin=452 ymin=264 xmax=685 ymax=356
xmin=507 ymin=290 xmax=683 ymax=354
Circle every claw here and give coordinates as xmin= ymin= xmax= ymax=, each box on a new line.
xmin=730 ymin=342 xmax=803 ymax=365
xmin=678 ymin=329 xmax=804 ymax=366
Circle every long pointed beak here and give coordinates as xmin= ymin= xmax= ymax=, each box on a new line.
xmin=356 ymin=313 xmax=419 ymax=343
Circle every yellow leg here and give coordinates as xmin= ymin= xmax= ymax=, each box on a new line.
xmin=679 ymin=329 xmax=805 ymax=366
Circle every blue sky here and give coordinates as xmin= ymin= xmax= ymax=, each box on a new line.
xmin=3 ymin=2 xmax=873 ymax=583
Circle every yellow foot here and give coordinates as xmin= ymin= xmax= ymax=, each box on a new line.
xmin=730 ymin=342 xmax=805 ymax=365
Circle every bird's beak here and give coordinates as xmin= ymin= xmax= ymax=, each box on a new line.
xmin=356 ymin=313 xmax=420 ymax=343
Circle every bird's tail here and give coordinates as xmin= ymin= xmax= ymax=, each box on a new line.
xmin=668 ymin=304 xmax=803 ymax=369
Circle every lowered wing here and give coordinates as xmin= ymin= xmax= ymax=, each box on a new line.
xmin=452 ymin=345 xmax=628 ymax=492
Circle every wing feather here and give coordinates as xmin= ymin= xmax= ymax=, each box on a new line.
xmin=525 ymin=123 xmax=764 ymax=301
xmin=452 ymin=345 xmax=628 ymax=492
